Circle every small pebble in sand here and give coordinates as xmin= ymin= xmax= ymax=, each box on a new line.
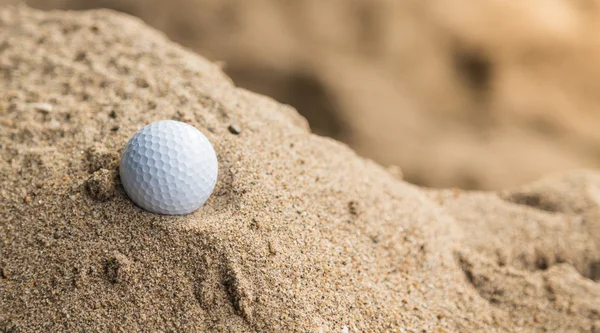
xmin=31 ymin=102 xmax=53 ymax=113
xmin=1 ymin=119 xmax=14 ymax=127
xmin=228 ymin=123 xmax=241 ymax=135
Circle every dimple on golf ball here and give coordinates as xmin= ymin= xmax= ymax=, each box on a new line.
xmin=119 ymin=120 xmax=218 ymax=215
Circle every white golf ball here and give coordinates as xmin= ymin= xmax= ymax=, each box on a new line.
xmin=119 ymin=120 xmax=218 ymax=215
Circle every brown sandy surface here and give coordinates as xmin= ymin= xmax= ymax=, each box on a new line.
xmin=0 ymin=6 xmax=599 ymax=332
xmin=6 ymin=0 xmax=600 ymax=189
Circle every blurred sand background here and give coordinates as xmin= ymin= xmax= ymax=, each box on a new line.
xmin=4 ymin=0 xmax=600 ymax=189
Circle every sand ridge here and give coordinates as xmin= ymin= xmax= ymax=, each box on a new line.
xmin=0 ymin=5 xmax=598 ymax=332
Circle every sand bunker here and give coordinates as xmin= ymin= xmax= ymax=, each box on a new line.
xmin=0 ymin=6 xmax=598 ymax=332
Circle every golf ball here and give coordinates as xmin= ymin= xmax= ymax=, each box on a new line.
xmin=119 ymin=120 xmax=218 ymax=215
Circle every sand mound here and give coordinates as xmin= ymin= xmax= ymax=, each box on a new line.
xmin=0 ymin=6 xmax=598 ymax=332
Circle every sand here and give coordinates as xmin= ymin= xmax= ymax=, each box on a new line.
xmin=0 ymin=5 xmax=598 ymax=332
xmin=11 ymin=0 xmax=600 ymax=190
